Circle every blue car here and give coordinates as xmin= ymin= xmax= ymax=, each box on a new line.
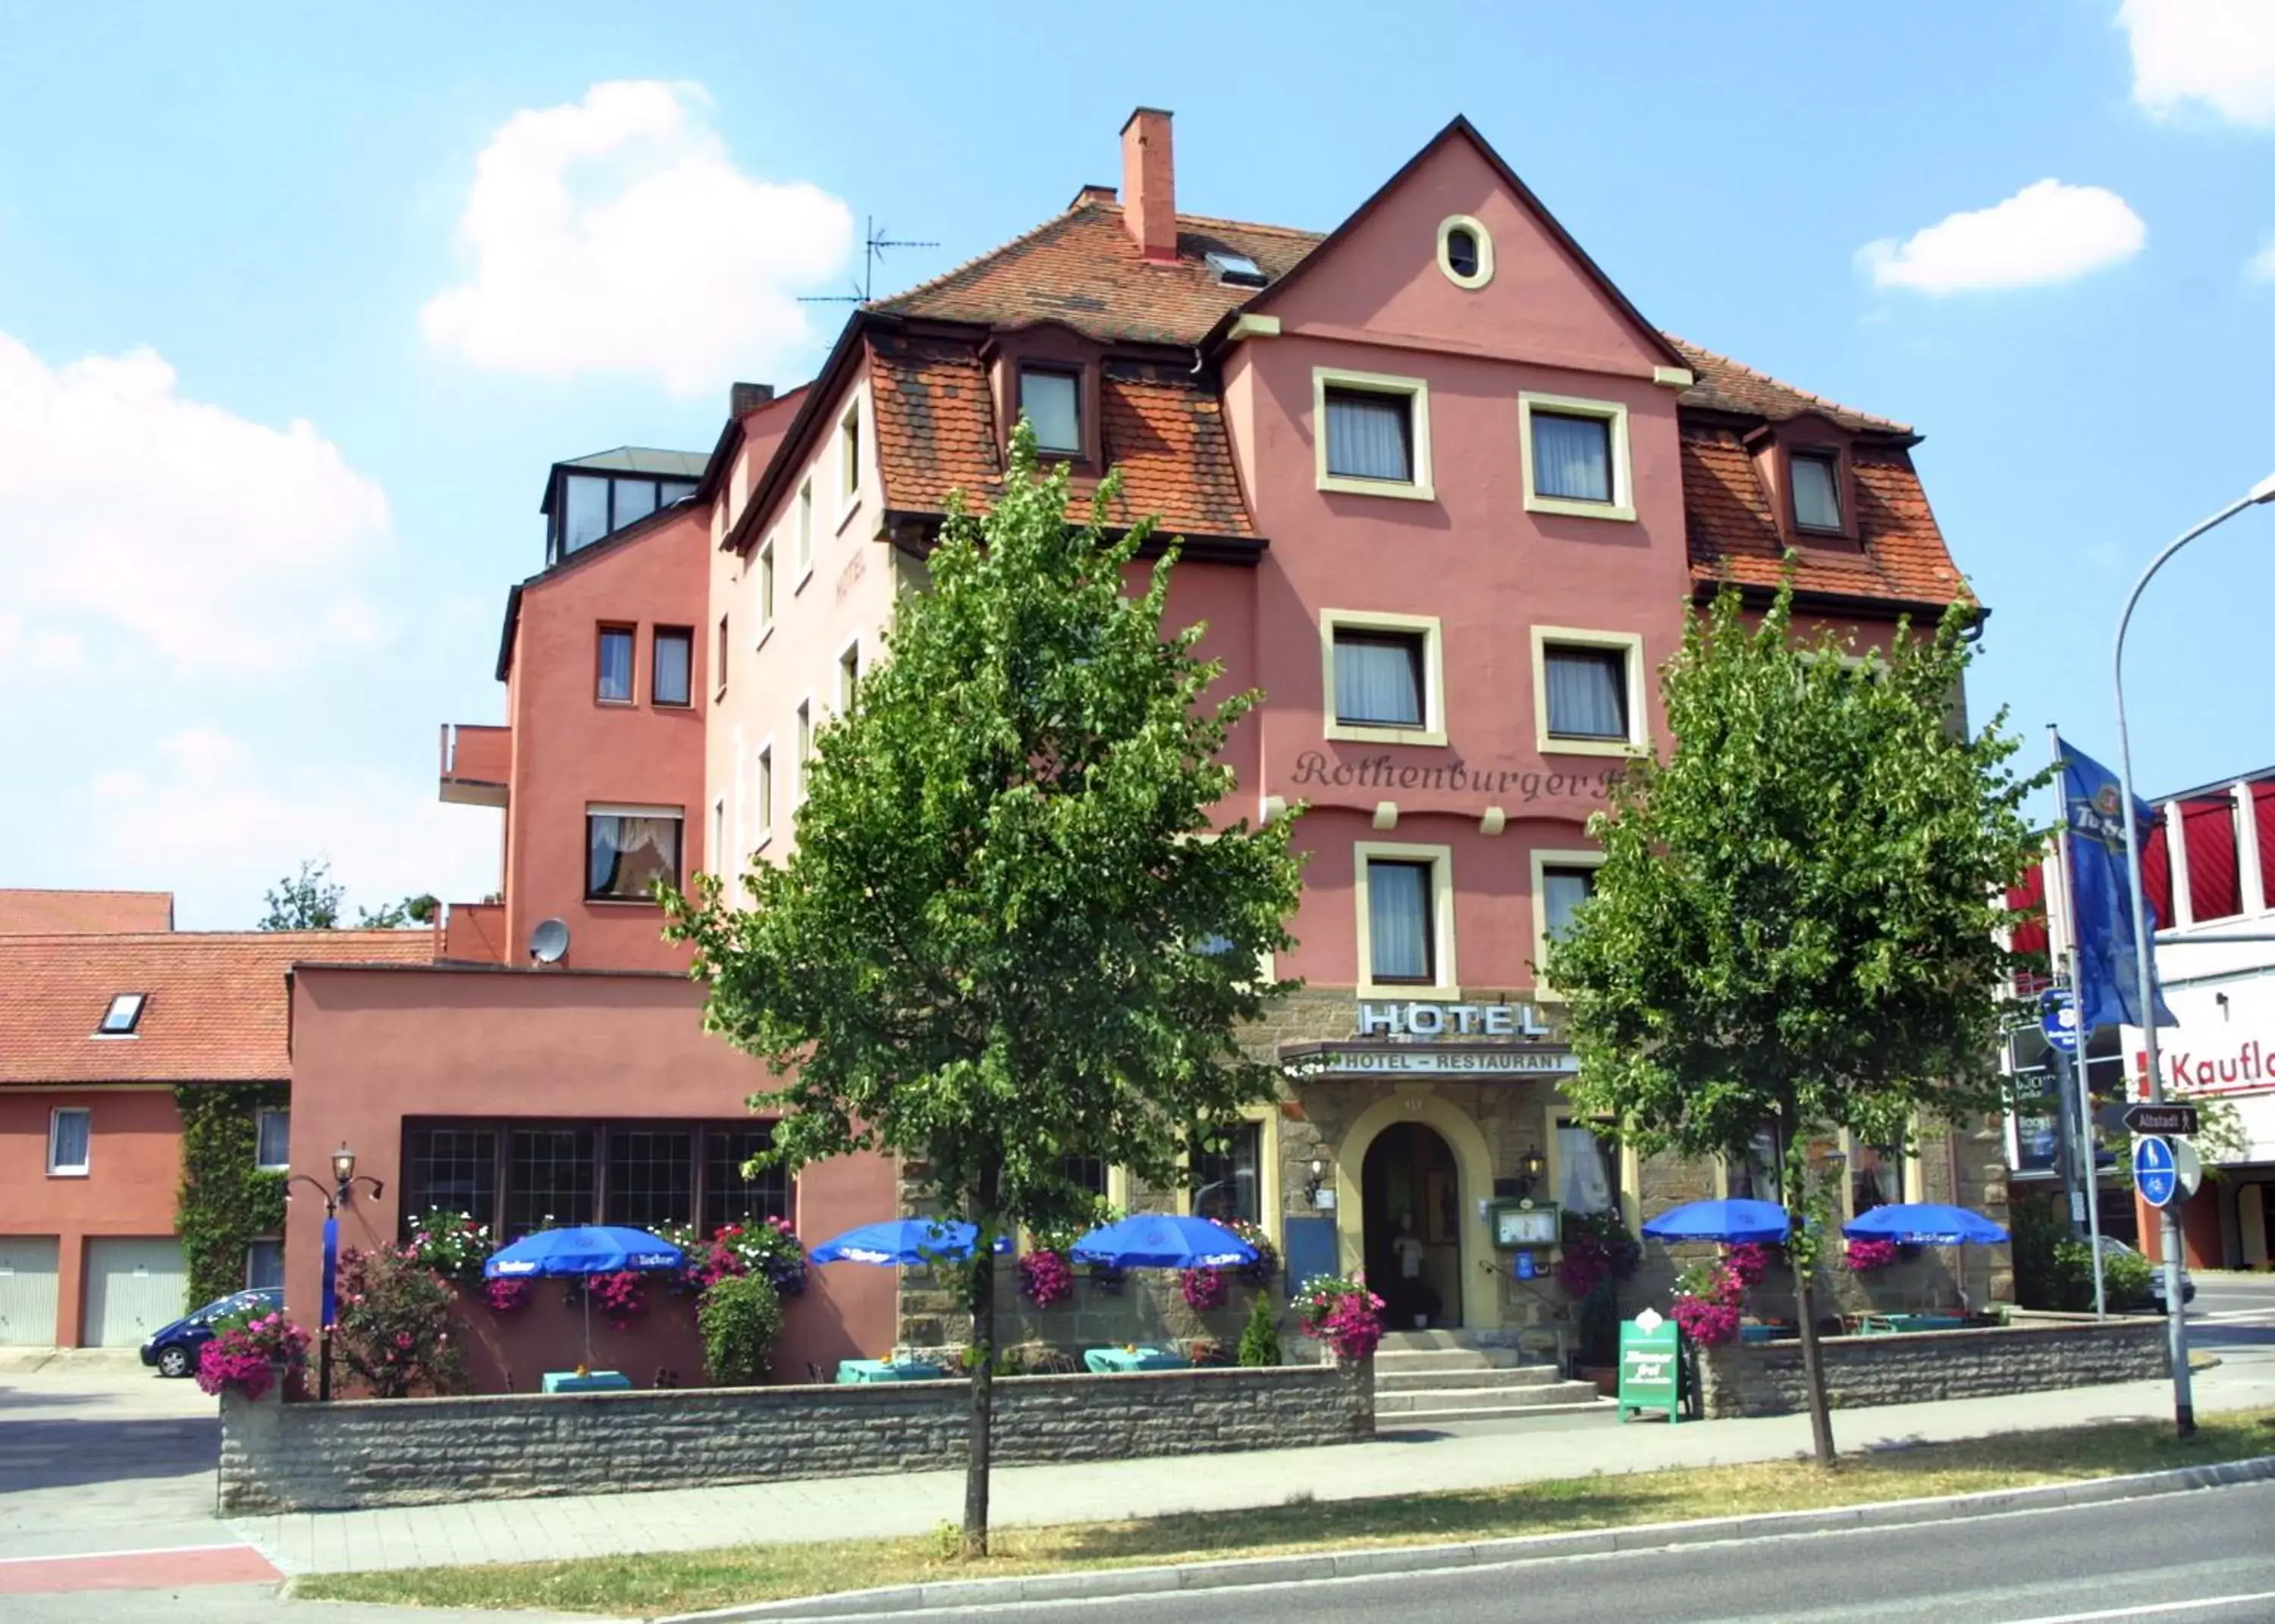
xmin=140 ymin=1287 xmax=282 ymax=1378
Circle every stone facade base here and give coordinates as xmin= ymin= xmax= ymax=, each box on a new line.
xmin=218 ymin=1359 xmax=1376 ymax=1513
xmin=1693 ymin=1315 xmax=2168 ymax=1419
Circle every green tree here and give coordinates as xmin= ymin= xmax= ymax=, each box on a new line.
xmin=1548 ymin=578 xmax=2042 ymax=1466
xmin=356 ymin=893 xmax=440 ymax=929
xmin=664 ymin=422 xmax=1305 ymax=1554
xmin=259 ymin=858 xmax=344 ymax=930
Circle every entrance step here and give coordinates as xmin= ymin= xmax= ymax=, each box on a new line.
xmin=1374 ymin=1329 xmax=1495 ymax=1352
xmin=1373 ymin=1362 xmax=1568 ymax=1394
xmin=1370 ymin=1347 xmax=1525 ymax=1375
xmin=1373 ymin=1378 xmax=1610 ymax=1416
xmin=1386 ymin=1397 xmax=1618 ymax=1426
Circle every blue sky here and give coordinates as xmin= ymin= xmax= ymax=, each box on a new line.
xmin=2 ymin=1 xmax=2270 ymax=926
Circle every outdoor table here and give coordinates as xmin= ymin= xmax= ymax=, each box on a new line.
xmin=836 ymin=1359 xmax=950 ymax=1384
xmin=541 ymin=1370 xmax=633 ymax=1393
xmin=1082 ymin=1346 xmax=1188 ymax=1374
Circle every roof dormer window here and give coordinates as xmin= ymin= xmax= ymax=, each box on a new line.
xmin=1018 ymin=365 xmax=1083 ymax=455
xmin=1205 ymin=249 xmax=1267 ymax=288
xmin=96 ymin=992 xmax=146 ymax=1036
xmin=1792 ymin=450 xmax=1844 ymax=533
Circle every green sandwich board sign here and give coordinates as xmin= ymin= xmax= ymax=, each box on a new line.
xmin=1618 ymin=1307 xmax=1680 ymax=1424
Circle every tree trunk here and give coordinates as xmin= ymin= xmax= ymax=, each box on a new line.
xmin=1791 ymin=1249 xmax=1837 ymax=1466
xmin=962 ymin=1170 xmax=1000 ymax=1560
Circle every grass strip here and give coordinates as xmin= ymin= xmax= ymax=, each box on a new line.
xmin=297 ymin=1406 xmax=2275 ymax=1616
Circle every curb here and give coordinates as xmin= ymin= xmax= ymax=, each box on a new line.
xmin=656 ymin=1453 xmax=2275 ymax=1622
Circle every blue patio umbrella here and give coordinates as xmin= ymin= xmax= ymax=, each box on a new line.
xmin=482 ymin=1225 xmax=686 ymax=1278
xmin=1841 ymin=1203 xmax=2009 ymax=1246
xmin=1069 ymin=1213 xmax=1257 ymax=1269
xmin=482 ymin=1225 xmax=686 ymax=1370
xmin=1640 ymin=1199 xmax=1790 ymax=1245
xmin=808 ymin=1219 xmax=1010 ymax=1267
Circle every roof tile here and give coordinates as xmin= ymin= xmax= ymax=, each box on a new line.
xmin=0 ymin=930 xmax=434 ymax=1086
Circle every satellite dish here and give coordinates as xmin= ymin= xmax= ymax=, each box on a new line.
xmin=529 ymin=918 xmax=570 ymax=965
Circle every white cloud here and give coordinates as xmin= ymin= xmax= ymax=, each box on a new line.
xmin=422 ymin=80 xmax=854 ymax=397
xmin=2248 ymin=235 xmax=2275 ymax=281
xmin=78 ymin=726 xmax=499 ymax=929
xmin=2120 ymin=0 xmax=2275 ymax=127
xmin=0 ymin=334 xmax=393 ymax=674
xmin=1859 ymin=180 xmax=2147 ymax=294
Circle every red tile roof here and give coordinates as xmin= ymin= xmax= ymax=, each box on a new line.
xmin=0 ymin=889 xmax=174 ymax=935
xmin=0 ymin=930 xmax=435 ymax=1086
xmin=1680 ymin=427 xmax=1967 ymax=608
xmin=867 ymin=336 xmax=1257 ymax=539
xmin=868 ymin=191 xmax=1960 ymax=609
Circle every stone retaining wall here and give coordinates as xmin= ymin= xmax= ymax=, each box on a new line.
xmin=1694 ymin=1315 xmax=2167 ymax=1419
xmin=218 ymin=1359 xmax=1374 ymax=1513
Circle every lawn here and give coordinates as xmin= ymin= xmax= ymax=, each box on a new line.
xmin=297 ymin=1407 xmax=2275 ymax=1617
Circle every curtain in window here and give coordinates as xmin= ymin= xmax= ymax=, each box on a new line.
xmin=1557 ymin=1127 xmax=1613 ymax=1215
xmin=1542 ymin=867 xmax=1596 ymax=941
xmin=50 ymin=1110 xmax=89 ymax=1169
xmin=1368 ymin=861 xmax=1432 ymax=982
xmin=1022 ymin=370 xmax=1081 ymax=452
xmin=255 ymin=1111 xmax=291 ymax=1169
xmin=1326 ymin=392 xmax=1412 ymax=482
xmin=588 ymin=815 xmax=679 ymax=898
xmin=246 ymin=1240 xmax=284 ymax=1290
xmin=598 ymin=632 xmax=633 ymax=701
xmin=1545 ymin=649 xmax=1627 ymax=738
xmin=1792 ymin=456 xmax=1842 ymax=529
xmin=654 ymin=634 xmax=692 ymax=706
xmin=1727 ymin=1129 xmax=1781 ymax=1203
xmin=1532 ymin=413 xmax=1611 ymax=503
xmin=1850 ymin=1145 xmax=1903 ymax=1215
xmin=1335 ymin=635 xmax=1423 ymax=726
xmin=1194 ymin=1124 xmax=1260 ymax=1224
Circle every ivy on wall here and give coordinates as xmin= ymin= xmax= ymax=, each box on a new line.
xmin=175 ymin=1083 xmax=288 ymax=1309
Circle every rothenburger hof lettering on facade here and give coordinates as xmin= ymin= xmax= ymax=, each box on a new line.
xmin=1290 ymin=751 xmax=1621 ymax=803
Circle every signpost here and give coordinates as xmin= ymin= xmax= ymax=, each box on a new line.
xmin=2173 ymin=1138 xmax=2203 ymax=1200
xmin=2122 ymin=1103 xmax=2200 ymax=1137
xmin=1617 ymin=1307 xmax=1681 ymax=1425
xmin=2133 ymin=1135 xmax=2179 ymax=1209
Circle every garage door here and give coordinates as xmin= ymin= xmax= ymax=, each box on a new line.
xmin=0 ymin=1237 xmax=60 ymax=1345
xmin=82 ymin=1237 xmax=189 ymax=1347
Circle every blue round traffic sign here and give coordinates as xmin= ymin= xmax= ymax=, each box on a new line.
xmin=2041 ymin=990 xmax=2079 ymax=1053
xmin=2133 ymin=1134 xmax=2178 ymax=1208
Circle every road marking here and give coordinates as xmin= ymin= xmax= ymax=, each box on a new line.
xmin=0 ymin=1544 xmax=281 ymax=1595
xmin=1995 ymin=1592 xmax=2275 ymax=1623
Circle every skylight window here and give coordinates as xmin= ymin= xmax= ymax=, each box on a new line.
xmin=97 ymin=993 xmax=146 ymax=1036
xmin=1205 ymin=250 xmax=1267 ymax=288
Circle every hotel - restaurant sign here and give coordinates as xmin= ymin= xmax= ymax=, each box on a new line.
xmin=1282 ymin=1000 xmax=1579 ymax=1078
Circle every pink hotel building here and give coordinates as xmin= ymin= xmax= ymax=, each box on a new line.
xmin=285 ymin=110 xmax=1997 ymax=1378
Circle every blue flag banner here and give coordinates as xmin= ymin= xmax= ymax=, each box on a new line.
xmin=322 ymin=1217 xmax=338 ymax=1330
xmin=2059 ymin=741 xmax=2176 ymax=1031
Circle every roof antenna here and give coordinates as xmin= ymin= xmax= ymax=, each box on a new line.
xmin=800 ymin=215 xmax=937 ymax=307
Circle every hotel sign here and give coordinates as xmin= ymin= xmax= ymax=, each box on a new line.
xmin=1282 ymin=999 xmax=1577 ymax=1078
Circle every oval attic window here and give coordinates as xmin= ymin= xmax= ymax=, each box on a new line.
xmin=1445 ymin=228 xmax=1480 ymax=280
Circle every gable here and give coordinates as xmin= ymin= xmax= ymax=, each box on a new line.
xmin=1248 ymin=122 xmax=1683 ymax=379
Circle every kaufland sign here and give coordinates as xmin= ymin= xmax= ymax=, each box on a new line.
xmin=2126 ymin=978 xmax=2275 ymax=1163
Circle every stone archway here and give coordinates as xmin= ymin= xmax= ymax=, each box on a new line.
xmin=1332 ymin=1091 xmax=1499 ymax=1331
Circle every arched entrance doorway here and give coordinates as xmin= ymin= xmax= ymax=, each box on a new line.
xmin=1363 ymin=1122 xmax=1462 ymax=1329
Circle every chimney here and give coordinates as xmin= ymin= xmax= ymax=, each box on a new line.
xmin=1119 ymin=108 xmax=1178 ymax=266
xmin=1068 ymin=183 xmax=1118 ymax=209
xmin=729 ymin=381 xmax=774 ymax=415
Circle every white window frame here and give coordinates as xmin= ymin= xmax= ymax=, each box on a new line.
xmin=711 ymin=794 xmax=727 ymax=877
xmin=1532 ymin=626 xmax=1649 ymax=758
xmin=1436 ymin=213 xmax=1494 ymax=290
xmin=836 ymin=632 xmax=861 ymax=716
xmin=1319 ymin=609 xmax=1447 ymax=747
xmin=838 ymin=401 xmax=862 ymax=527
xmin=48 ymin=1106 xmax=90 ymax=1177
xmin=793 ymin=697 xmax=813 ymax=807
xmin=1530 ymin=847 xmax=1605 ymax=995
xmin=245 ymin=1236 xmax=285 ymax=1292
xmin=1518 ymin=391 xmax=1635 ymax=522
xmin=795 ymin=480 xmax=814 ymax=588
xmin=1313 ymin=368 xmax=1434 ymax=502
xmin=755 ymin=738 xmax=776 ymax=851
xmin=584 ymin=802 xmax=686 ymax=904
xmin=253 ymin=1107 xmax=290 ymax=1172
xmin=757 ymin=535 xmax=777 ymax=641
xmin=1353 ymin=841 xmax=1458 ymax=999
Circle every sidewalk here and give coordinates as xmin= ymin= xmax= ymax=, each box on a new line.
xmin=233 ymin=1341 xmax=2275 ymax=1577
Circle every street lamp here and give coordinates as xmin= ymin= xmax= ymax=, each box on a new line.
xmin=285 ymin=1142 xmax=386 ymax=1401
xmin=2113 ymin=470 xmax=2275 ymax=1440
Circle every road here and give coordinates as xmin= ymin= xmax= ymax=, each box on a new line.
xmin=955 ymin=1480 xmax=2275 ymax=1623
xmin=2189 ymin=1269 xmax=2275 ymax=1352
